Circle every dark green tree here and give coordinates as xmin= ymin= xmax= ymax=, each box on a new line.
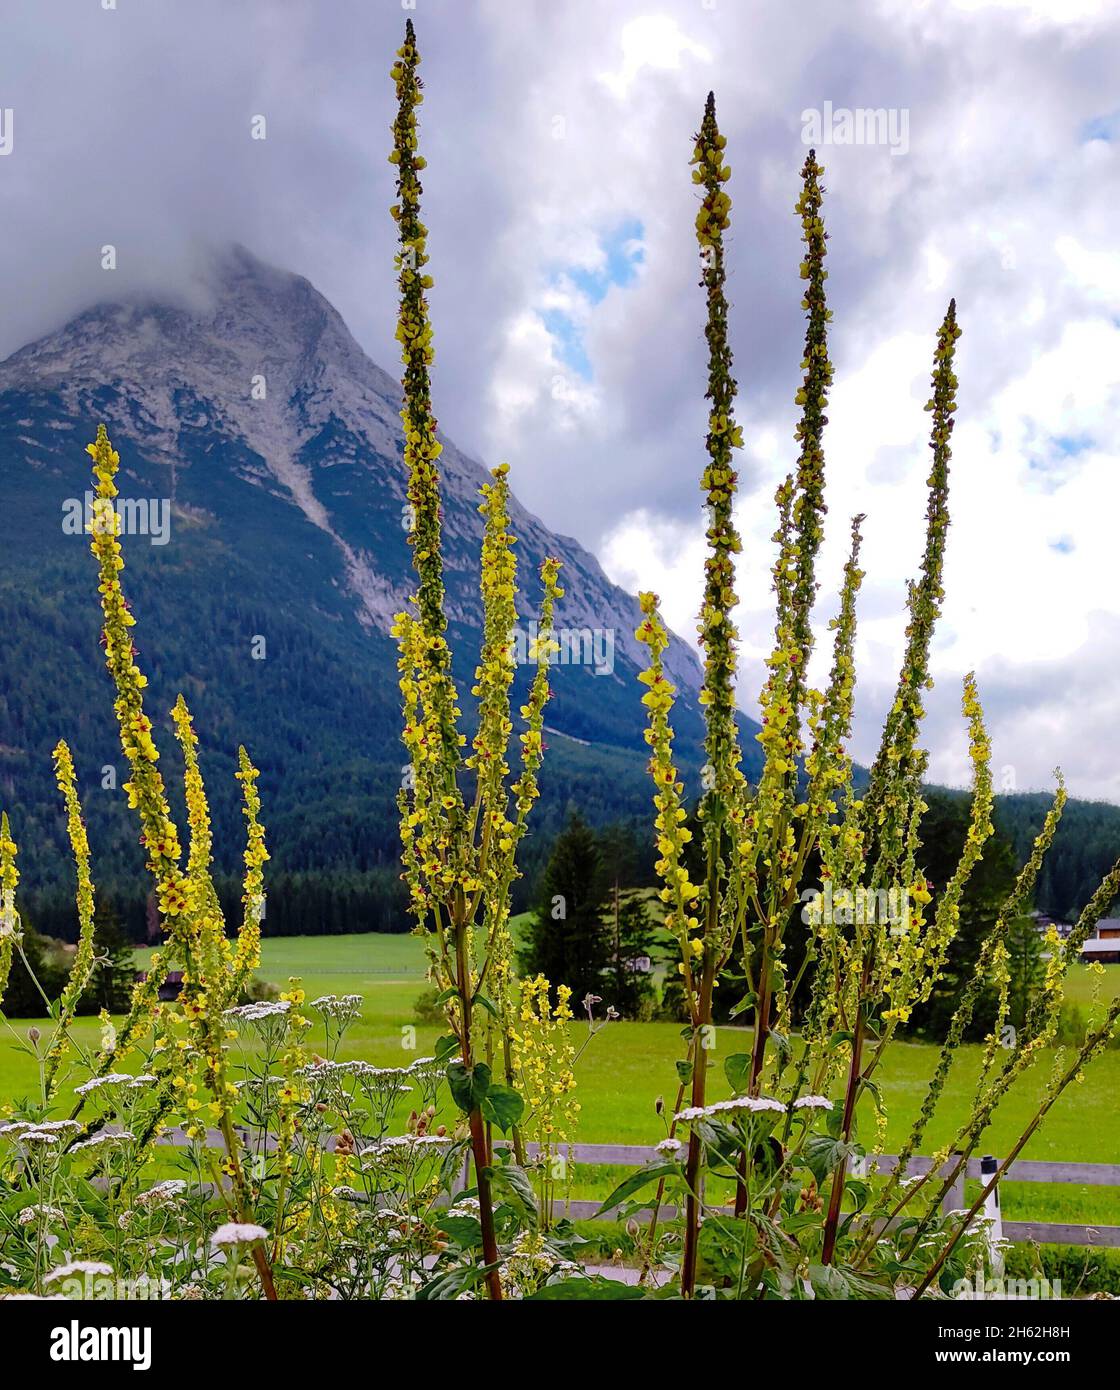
xmin=0 ymin=925 xmax=67 ymax=1018
xmin=520 ymin=812 xmax=609 ymax=1004
xmin=1006 ymin=914 xmax=1045 ymax=1032
xmin=604 ymin=892 xmax=660 ymax=1019
xmin=80 ymin=899 xmax=136 ymax=1015
xmin=907 ymin=790 xmax=1018 ymax=1041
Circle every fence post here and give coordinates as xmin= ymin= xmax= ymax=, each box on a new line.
xmin=980 ymin=1153 xmax=1005 ymax=1277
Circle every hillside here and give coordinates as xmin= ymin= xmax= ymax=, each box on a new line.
xmin=0 ymin=245 xmax=763 ymax=934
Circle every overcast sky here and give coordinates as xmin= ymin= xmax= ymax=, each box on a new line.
xmin=3 ymin=0 xmax=1120 ymax=800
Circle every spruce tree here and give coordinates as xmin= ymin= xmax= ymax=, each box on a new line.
xmin=521 ymin=813 xmax=609 ymax=1005
xmin=1006 ymin=913 xmax=1045 ymax=1031
xmin=605 ymin=891 xmax=660 ymax=1019
xmin=82 ymin=899 xmax=137 ymax=1015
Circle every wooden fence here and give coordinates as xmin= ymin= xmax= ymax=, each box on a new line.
xmin=527 ymin=1143 xmax=1120 ymax=1248
xmin=164 ymin=1129 xmax=1120 ymax=1249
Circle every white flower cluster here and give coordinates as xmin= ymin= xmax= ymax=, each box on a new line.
xmin=673 ymin=1096 xmax=787 ymax=1123
xmin=308 ymin=993 xmax=364 ymax=1021
xmin=74 ymin=1072 xmax=154 ymax=1095
xmin=360 ymin=1133 xmax=454 ymax=1165
xmin=299 ymin=1059 xmax=412 ymax=1083
xmin=71 ymin=1130 xmax=135 ymax=1152
xmin=1 ymin=1119 xmax=79 ymax=1140
xmin=17 ymin=1204 xmax=65 ymax=1226
xmin=135 ymin=1179 xmax=187 ymax=1208
xmin=224 ymin=1000 xmax=291 ymax=1023
xmin=210 ymin=1222 xmax=268 ymax=1248
xmin=44 ymin=1260 xmax=113 ymax=1283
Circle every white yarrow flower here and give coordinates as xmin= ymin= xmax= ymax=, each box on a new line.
xmin=74 ymin=1073 xmax=135 ymax=1095
xmin=210 ymin=1222 xmax=268 ymax=1247
xmin=672 ymin=1105 xmax=708 ymax=1123
xmin=44 ymin=1260 xmax=114 ymax=1282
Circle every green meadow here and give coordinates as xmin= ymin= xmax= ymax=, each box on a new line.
xmin=2 ymin=932 xmax=1118 ymax=1235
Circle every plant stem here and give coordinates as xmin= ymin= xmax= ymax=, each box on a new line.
xmin=680 ymin=964 xmax=715 ymax=1297
xmin=820 ymin=988 xmax=866 ymax=1264
xmin=454 ymin=911 xmax=503 ymax=1300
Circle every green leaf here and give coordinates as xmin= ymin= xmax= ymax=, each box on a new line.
xmin=675 ymin=1059 xmax=694 ymax=1086
xmin=825 ymin=1103 xmax=852 ymax=1140
xmin=804 ymin=1134 xmax=855 ymax=1185
xmin=728 ymin=991 xmax=758 ymax=1020
xmin=752 ymin=1135 xmax=785 ymax=1182
xmin=723 ymin=1052 xmax=752 ymax=1094
xmin=447 ymin=1059 xmax=491 ymax=1114
xmin=596 ymin=1162 xmax=679 ymax=1216
xmin=860 ymin=1076 xmax=885 ymax=1117
xmin=473 ymin=992 xmax=500 ymax=1020
xmin=437 ymin=1214 xmax=483 ymax=1250
xmin=806 ymin=1262 xmax=893 ymax=1301
xmin=486 ymin=1162 xmax=538 ymax=1229
xmin=699 ymin=1215 xmax=750 ymax=1279
xmin=415 ymin=1263 xmax=495 ymax=1301
xmin=481 ymin=1083 xmax=524 ymax=1134
xmin=434 ymin=1033 xmax=460 ymax=1063
xmin=527 ymin=1278 xmax=645 ymax=1301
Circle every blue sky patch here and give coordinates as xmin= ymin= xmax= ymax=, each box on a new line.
xmin=541 ymin=219 xmax=645 ymax=378
xmin=1081 ymin=109 xmax=1120 ymax=142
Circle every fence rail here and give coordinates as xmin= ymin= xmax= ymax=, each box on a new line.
xmin=534 ymin=1144 xmax=1120 ymax=1248
xmin=160 ymin=1130 xmax=1120 ymax=1249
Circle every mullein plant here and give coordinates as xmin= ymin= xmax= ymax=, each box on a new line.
xmin=0 ymin=427 xmax=280 ymax=1298
xmin=389 ymin=20 xmax=562 ymax=1301
xmin=0 ymin=749 xmax=110 ymax=1103
xmin=629 ymin=98 xmax=1119 ymax=1300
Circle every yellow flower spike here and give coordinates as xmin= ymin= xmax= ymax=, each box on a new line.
xmin=0 ymin=813 xmax=22 ymax=1010
xmin=42 ymin=743 xmax=100 ymax=1097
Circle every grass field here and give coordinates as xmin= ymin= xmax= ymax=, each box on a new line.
xmin=3 ymin=932 xmax=1118 ymax=1234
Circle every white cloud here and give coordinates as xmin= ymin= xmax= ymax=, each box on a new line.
xmin=598 ymin=15 xmax=713 ymax=98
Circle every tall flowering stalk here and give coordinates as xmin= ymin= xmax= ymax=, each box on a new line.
xmin=677 ymin=92 xmax=744 ymax=1296
xmin=510 ymin=976 xmax=579 ymax=1227
xmin=787 ymin=150 xmax=832 ymax=718
xmin=0 ymin=814 xmax=20 ymax=1009
xmin=42 ymin=743 xmax=99 ymax=1097
xmin=859 ymin=302 xmax=960 ymax=885
xmin=390 ymin=19 xmax=562 ymax=1301
xmin=851 ymin=782 xmax=1066 ymax=1262
xmin=80 ymin=424 xmax=277 ymax=1299
xmin=628 ymin=101 xmax=1117 ymax=1300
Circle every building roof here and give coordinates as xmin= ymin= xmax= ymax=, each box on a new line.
xmin=1078 ymin=938 xmax=1120 ymax=954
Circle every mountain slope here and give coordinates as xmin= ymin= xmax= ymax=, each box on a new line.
xmin=0 ymin=246 xmax=762 ymax=931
